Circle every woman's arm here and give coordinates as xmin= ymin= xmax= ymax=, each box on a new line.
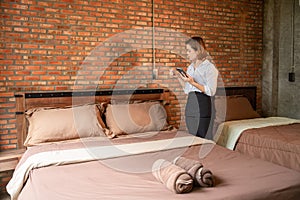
xmin=204 ymin=66 xmax=218 ymax=96
xmin=175 ymin=72 xmax=206 ymax=94
xmin=180 ymin=64 xmax=218 ymax=96
xmin=187 ymin=76 xmax=206 ymax=93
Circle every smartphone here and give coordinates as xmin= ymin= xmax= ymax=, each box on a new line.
xmin=176 ymin=68 xmax=188 ymax=77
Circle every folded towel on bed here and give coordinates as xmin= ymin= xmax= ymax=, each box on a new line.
xmin=173 ymin=157 xmax=214 ymax=187
xmin=152 ymin=159 xmax=194 ymax=194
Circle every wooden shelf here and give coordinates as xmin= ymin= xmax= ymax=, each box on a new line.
xmin=0 ymin=149 xmax=25 ymax=172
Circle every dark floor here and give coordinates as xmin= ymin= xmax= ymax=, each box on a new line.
xmin=0 ymin=192 xmax=10 ymax=200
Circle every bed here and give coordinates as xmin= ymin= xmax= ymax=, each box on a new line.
xmin=213 ymin=87 xmax=300 ymax=171
xmin=6 ymin=88 xmax=300 ymax=200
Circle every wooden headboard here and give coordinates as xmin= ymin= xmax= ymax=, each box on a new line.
xmin=216 ymin=86 xmax=257 ymax=110
xmin=14 ymin=88 xmax=167 ymax=149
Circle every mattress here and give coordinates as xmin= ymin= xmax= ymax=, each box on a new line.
xmin=235 ymin=123 xmax=300 ymax=171
xmin=7 ymin=130 xmax=300 ymax=200
xmin=214 ymin=117 xmax=300 ymax=171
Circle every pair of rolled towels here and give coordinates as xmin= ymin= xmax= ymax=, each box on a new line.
xmin=152 ymin=157 xmax=214 ymax=194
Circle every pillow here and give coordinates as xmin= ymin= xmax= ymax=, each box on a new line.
xmin=24 ymin=104 xmax=105 ymax=146
xmin=214 ymin=95 xmax=260 ymax=122
xmin=105 ymin=101 xmax=168 ymax=136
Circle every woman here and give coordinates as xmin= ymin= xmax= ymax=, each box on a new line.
xmin=176 ymin=36 xmax=219 ymax=138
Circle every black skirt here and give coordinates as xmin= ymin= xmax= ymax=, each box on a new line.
xmin=185 ymin=91 xmax=212 ymax=138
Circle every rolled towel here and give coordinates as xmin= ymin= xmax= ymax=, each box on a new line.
xmin=195 ymin=167 xmax=214 ymax=187
xmin=173 ymin=157 xmax=214 ymax=187
xmin=152 ymin=159 xmax=194 ymax=194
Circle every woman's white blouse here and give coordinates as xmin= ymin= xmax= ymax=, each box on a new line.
xmin=184 ymin=59 xmax=218 ymax=96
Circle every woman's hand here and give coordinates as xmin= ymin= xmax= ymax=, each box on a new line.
xmin=180 ymin=73 xmax=194 ymax=84
xmin=170 ymin=68 xmax=196 ymax=88
xmin=180 ymin=74 xmax=202 ymax=91
xmin=169 ymin=69 xmax=185 ymax=80
xmin=169 ymin=69 xmax=177 ymax=77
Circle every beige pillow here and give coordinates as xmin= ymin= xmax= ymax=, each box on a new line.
xmin=105 ymin=101 xmax=168 ymax=136
xmin=24 ymin=104 xmax=105 ymax=146
xmin=214 ymin=95 xmax=260 ymax=122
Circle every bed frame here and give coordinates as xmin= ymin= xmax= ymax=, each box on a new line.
xmin=216 ymin=86 xmax=257 ymax=110
xmin=14 ymin=88 xmax=168 ymax=149
xmin=14 ymin=86 xmax=257 ymax=149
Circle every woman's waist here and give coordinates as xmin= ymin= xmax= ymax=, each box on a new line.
xmin=188 ymin=91 xmax=209 ymax=98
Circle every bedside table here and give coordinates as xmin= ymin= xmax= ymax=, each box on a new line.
xmin=0 ymin=149 xmax=25 ymax=172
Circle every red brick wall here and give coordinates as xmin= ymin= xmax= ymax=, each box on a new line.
xmin=0 ymin=0 xmax=263 ymax=151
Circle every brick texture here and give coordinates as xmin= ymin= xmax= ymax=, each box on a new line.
xmin=0 ymin=0 xmax=263 ymax=151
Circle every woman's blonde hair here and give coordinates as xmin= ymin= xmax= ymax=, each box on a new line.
xmin=185 ymin=36 xmax=212 ymax=62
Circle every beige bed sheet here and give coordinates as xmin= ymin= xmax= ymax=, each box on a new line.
xmin=9 ymin=130 xmax=300 ymax=200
